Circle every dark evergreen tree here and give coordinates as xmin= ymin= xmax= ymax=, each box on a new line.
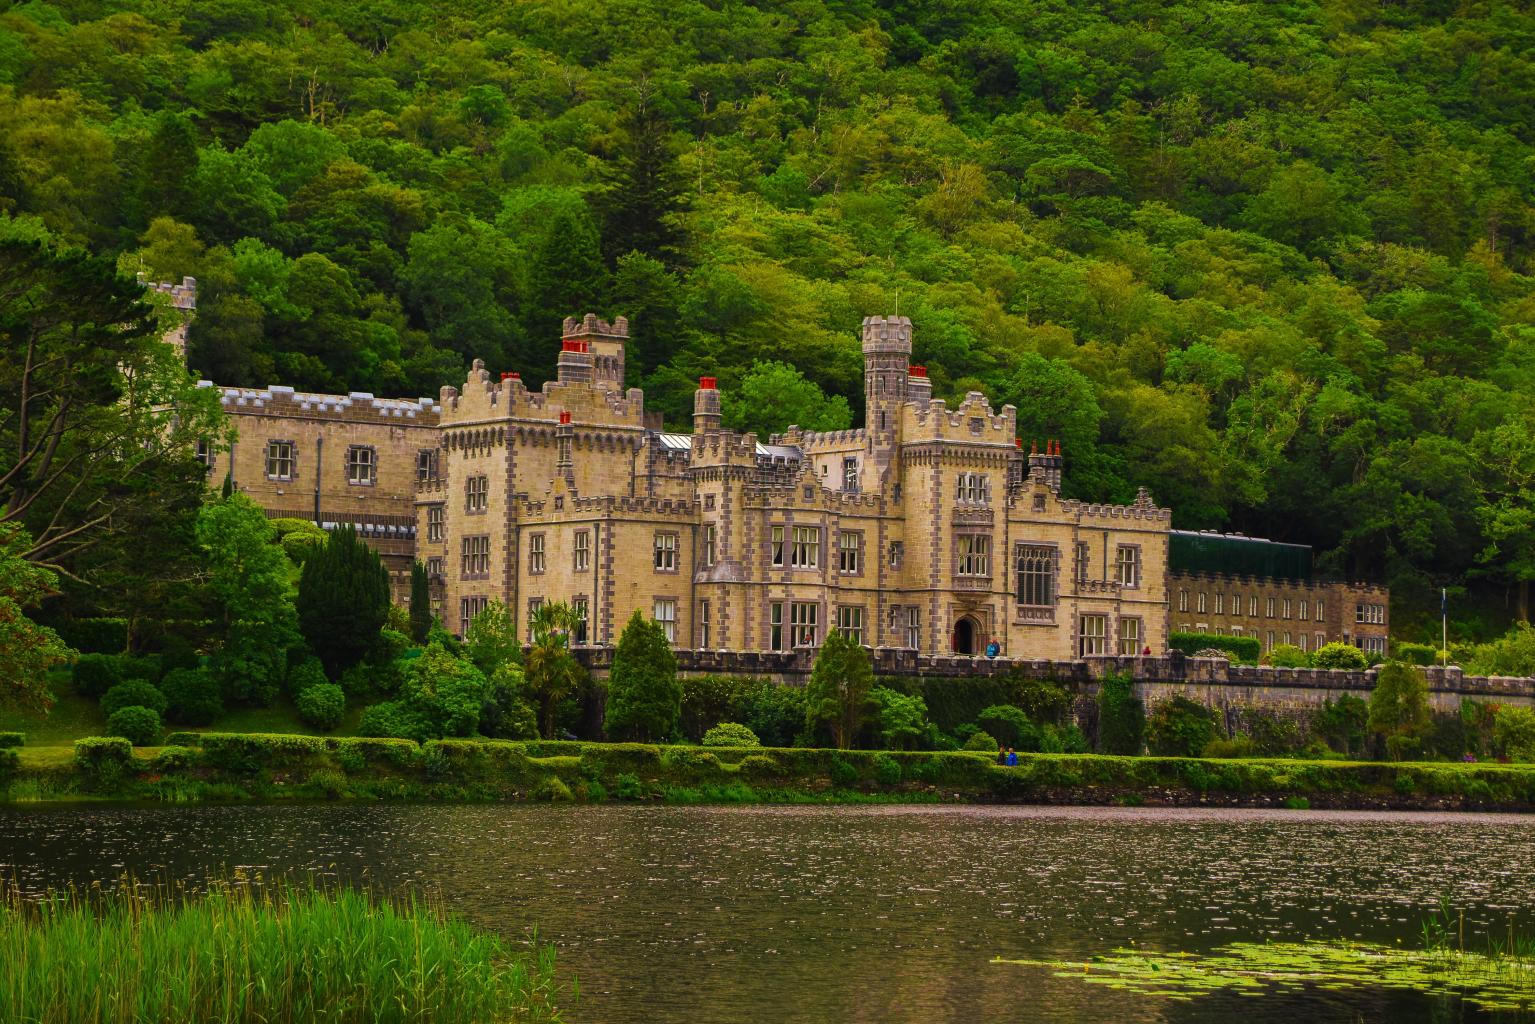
xmin=804 ymin=630 xmax=875 ymax=749
xmin=1096 ymin=673 xmax=1145 ymax=755
xmin=523 ymin=208 xmax=607 ymax=380
xmin=129 ymin=111 xmax=199 ymax=229
xmin=598 ymin=102 xmax=688 ymax=267
xmin=604 ymin=609 xmax=681 ymax=742
xmin=295 ymin=525 xmax=390 ymax=677
xmin=408 ymin=560 xmax=432 ymax=645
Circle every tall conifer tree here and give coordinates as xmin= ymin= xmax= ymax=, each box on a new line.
xmin=408 ymin=560 xmax=432 ymax=645
xmin=296 ymin=525 xmax=390 ymax=676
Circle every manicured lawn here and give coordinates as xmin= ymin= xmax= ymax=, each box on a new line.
xmin=0 ymin=686 xmax=105 ymax=746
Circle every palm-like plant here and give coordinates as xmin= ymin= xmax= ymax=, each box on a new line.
xmin=524 ymin=602 xmax=581 ymax=739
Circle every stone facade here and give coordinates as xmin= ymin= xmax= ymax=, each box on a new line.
xmin=1168 ymin=571 xmax=1390 ymax=657
xmin=196 ymin=383 xmax=441 ymax=601
xmin=424 ymin=314 xmax=1172 ymax=657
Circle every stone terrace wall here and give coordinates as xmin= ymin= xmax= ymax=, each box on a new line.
xmin=570 ymin=648 xmax=1535 ymax=711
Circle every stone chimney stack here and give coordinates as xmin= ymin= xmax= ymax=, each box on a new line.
xmin=560 ymin=313 xmax=627 ymax=392
xmin=905 ymin=364 xmax=931 ymax=407
xmin=861 ymin=315 xmax=912 ymax=436
xmin=555 ymin=338 xmax=593 ymax=386
xmin=556 ymin=410 xmax=574 ymax=479
xmin=693 ymin=376 xmax=722 ymax=434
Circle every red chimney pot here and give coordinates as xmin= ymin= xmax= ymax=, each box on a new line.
xmin=908 ymin=365 xmax=928 ymax=378
xmin=1014 ymin=437 xmax=1022 ymax=449
xmin=558 ymin=411 xmax=572 ymax=425
xmin=699 ymin=376 xmax=717 ymax=390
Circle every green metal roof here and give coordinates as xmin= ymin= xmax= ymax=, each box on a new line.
xmin=1169 ymin=530 xmax=1313 ymax=581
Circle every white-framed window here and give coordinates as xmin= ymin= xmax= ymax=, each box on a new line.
xmin=906 ymin=607 xmax=920 ymax=650
xmin=345 ymin=445 xmax=376 ymax=485
xmin=653 ymin=598 xmax=677 ymax=643
xmin=1118 ymin=617 xmax=1142 ymax=655
xmin=461 ymin=535 xmax=489 ymax=577
xmin=1299 ymin=599 xmax=1309 ymax=620
xmin=836 ymin=605 xmax=864 ymax=644
xmin=1266 ymin=629 xmax=1276 ymax=650
xmin=416 ymin=448 xmax=438 ymax=483
xmin=1298 ymin=633 xmax=1309 ymax=652
xmin=955 ymin=472 xmax=990 ymax=504
xmin=528 ymin=534 xmax=545 ymax=574
xmin=957 ymin=535 xmax=990 ymax=576
xmin=1283 ymin=598 xmax=1292 ymax=619
xmin=1079 ymin=614 xmax=1107 ymax=656
xmin=838 ymin=531 xmax=862 ymax=574
xmin=1249 ymin=595 xmax=1258 ymax=616
xmin=1115 ymin=545 xmax=1140 ymax=588
xmin=1074 ymin=541 xmax=1090 ymax=582
xmin=889 ymin=541 xmax=903 ymax=569
xmin=466 ymin=475 xmax=488 ymax=513
xmin=654 ymin=532 xmax=677 ymax=572
xmin=426 ymin=556 xmax=443 ymax=577
xmin=1284 ymin=631 xmax=1292 ymax=646
xmin=572 ymin=597 xmax=588 ymax=644
xmin=1214 ymin=592 xmax=1224 ymax=615
xmin=1361 ymin=635 xmax=1387 ymax=655
xmin=790 ymin=602 xmax=818 ymax=647
xmin=1356 ymin=603 xmax=1385 ymax=625
xmin=791 ymin=526 xmax=819 ymax=568
xmin=195 ymin=439 xmax=214 ymax=472
xmin=1178 ymin=589 xmax=1189 ymax=613
xmin=1266 ymin=597 xmax=1276 ymax=618
xmin=574 ymin=530 xmax=590 ymax=572
xmin=265 ymin=440 xmax=295 ymax=480
xmin=702 ymin=524 xmax=716 ymax=568
xmin=1315 ymin=631 xmax=1326 ymax=649
xmin=426 ymin=505 xmax=444 ymax=543
xmin=842 ymin=456 xmax=859 ymax=493
xmin=459 ymin=596 xmax=487 ymax=636
xmin=527 ymin=597 xmax=543 ymax=641
xmin=1017 ymin=545 xmax=1056 ymax=606
xmin=697 ymin=599 xmax=710 ymax=649
xmin=1197 ymin=591 xmax=1207 ymax=614
xmin=771 ymin=526 xmax=785 ymax=567
xmin=1315 ymin=600 xmax=1325 ymax=621
xmin=769 ymin=602 xmax=784 ymax=651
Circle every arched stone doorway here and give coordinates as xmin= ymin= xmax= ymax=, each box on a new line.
xmin=952 ymin=615 xmax=980 ymax=655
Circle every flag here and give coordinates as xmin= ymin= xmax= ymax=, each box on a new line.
xmin=1441 ymin=588 xmax=1447 ymax=617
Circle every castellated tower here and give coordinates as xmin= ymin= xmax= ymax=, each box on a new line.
xmin=561 ymin=314 xmax=628 ymax=392
xmin=693 ymin=377 xmax=722 ymax=433
xmin=861 ymin=315 xmax=912 ymax=435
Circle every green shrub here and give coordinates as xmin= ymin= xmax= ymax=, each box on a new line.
xmin=106 ymin=706 xmax=161 ymax=746
xmin=296 ymin=683 xmax=347 ymax=732
xmin=1039 ymin=723 xmax=1089 ymax=754
xmin=358 ymin=700 xmax=430 ymax=743
xmin=1494 ymin=705 xmax=1535 ymax=762
xmin=660 ymin=746 xmax=726 ymax=779
xmin=73 ymin=736 xmax=135 ymax=789
xmin=481 ymin=664 xmax=538 ymax=740
xmin=976 ymin=705 xmax=1037 ymax=750
xmin=72 ymin=654 xmax=123 ymax=699
xmin=828 ymin=756 xmax=859 ymax=785
xmin=201 ymin=733 xmax=328 ymax=775
xmin=150 ymin=745 xmax=196 ymax=773
xmin=1265 ymin=644 xmax=1310 ymax=668
xmin=0 ymin=732 xmax=23 ymax=748
xmin=101 ymin=680 xmax=167 ymax=718
xmin=531 ymin=776 xmax=574 ymax=802
xmin=733 ymin=682 xmax=805 ymax=748
xmin=613 ymin=772 xmax=647 ymax=799
xmin=1203 ymin=735 xmax=1257 ymax=758
xmin=1394 ymin=641 xmax=1439 ymax=666
xmin=1313 ymin=642 xmax=1369 ymax=670
xmin=307 ymin=768 xmax=350 ymax=799
xmin=400 ymin=643 xmax=489 ymax=738
xmin=286 ymin=657 xmax=329 ymax=696
xmin=870 ymin=686 xmax=930 ymax=750
xmin=160 ymin=668 xmax=224 ymax=725
xmin=701 ymin=722 xmax=760 ymax=747
xmin=1465 ymin=623 xmax=1535 ymax=677
xmin=1170 ymin=632 xmax=1260 ymax=664
xmin=1313 ymin=695 xmax=1369 ymax=757
xmin=963 ymin=730 xmax=999 ymax=752
xmin=162 ymin=731 xmax=203 ymax=747
xmin=872 ymin=753 xmax=902 ymax=786
xmin=116 ymin=655 xmax=162 ymax=683
xmin=56 ymin=617 xmax=128 ymax=654
xmin=736 ymin=754 xmax=781 ymax=779
xmin=1146 ymin=697 xmax=1219 ymax=758
xmin=1096 ymin=673 xmax=1144 ymax=755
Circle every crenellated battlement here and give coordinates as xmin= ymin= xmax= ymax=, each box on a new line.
xmin=197 ymin=382 xmax=438 ymax=423
xmin=1170 ymin=569 xmax=1388 ymax=595
xmin=437 ymin=360 xmax=648 ymax=429
xmin=901 ymin=393 xmax=1017 ymax=443
xmin=1058 ymin=498 xmax=1173 ymax=523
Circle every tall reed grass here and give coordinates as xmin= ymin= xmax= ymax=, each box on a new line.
xmin=0 ymin=875 xmax=569 ymax=1023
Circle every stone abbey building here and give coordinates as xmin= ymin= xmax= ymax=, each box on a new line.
xmin=187 ymin=301 xmax=1388 ymax=659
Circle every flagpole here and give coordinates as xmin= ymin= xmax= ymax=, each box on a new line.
xmin=1441 ymin=587 xmax=1447 ymax=668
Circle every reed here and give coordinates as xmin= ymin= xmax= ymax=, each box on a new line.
xmin=0 ymin=874 xmax=569 ymax=1023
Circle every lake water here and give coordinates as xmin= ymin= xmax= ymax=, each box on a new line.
xmin=2 ymin=803 xmax=1533 ymax=1022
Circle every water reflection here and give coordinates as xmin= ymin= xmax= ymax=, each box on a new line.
xmin=1 ymin=804 xmax=1530 ymax=1023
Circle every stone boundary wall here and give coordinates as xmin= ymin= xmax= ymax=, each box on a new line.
xmin=569 ymin=648 xmax=1535 ymax=711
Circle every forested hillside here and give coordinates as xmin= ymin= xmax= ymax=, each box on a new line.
xmin=1 ymin=0 xmax=1533 ymax=634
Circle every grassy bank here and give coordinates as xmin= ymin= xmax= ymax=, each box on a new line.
xmin=0 ymin=877 xmax=567 ymax=1023
xmin=6 ymin=734 xmax=1535 ymax=812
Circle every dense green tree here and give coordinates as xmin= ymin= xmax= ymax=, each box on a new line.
xmin=464 ymin=600 xmax=520 ymax=675
xmin=524 ymin=601 xmax=581 ymax=740
xmin=408 ymin=561 xmax=432 ymax=645
xmin=872 ymin=687 xmax=929 ymax=750
xmin=1146 ymin=696 xmax=1219 ymax=758
xmin=604 ymin=609 xmax=681 ymax=742
xmin=399 ymin=642 xmax=487 ymax=738
xmin=0 ymin=520 xmax=72 ymax=712
xmin=804 ymin=630 xmax=875 ymax=750
xmin=295 ymin=525 xmax=390 ymax=678
xmin=1096 ymin=673 xmax=1144 ymax=755
xmin=722 ymin=361 xmax=853 ymax=439
xmin=597 ymin=101 xmax=688 ymax=267
xmin=1368 ymin=662 xmax=1433 ymax=760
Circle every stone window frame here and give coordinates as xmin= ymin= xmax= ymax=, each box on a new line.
xmin=837 ymin=529 xmax=863 ymax=575
xmin=1118 ymin=616 xmax=1143 ymax=655
xmin=889 ymin=540 xmax=904 ymax=570
xmin=459 ymin=595 xmax=488 ymax=636
xmin=653 ymin=531 xmax=679 ymax=573
xmin=1214 ymin=592 xmax=1224 ymax=615
xmin=460 ymin=535 xmax=490 ymax=579
xmin=704 ymin=494 xmax=716 ymax=511
xmin=954 ymin=531 xmax=991 ymax=578
xmin=1073 ymin=541 xmax=1090 ymax=582
xmin=1249 ymin=595 xmax=1259 ymax=616
xmin=842 ymin=456 xmax=860 ymax=493
xmin=1315 ymin=600 xmax=1325 ymax=622
xmin=1299 ymin=598 xmax=1309 ymax=620
xmin=1197 ymin=591 xmax=1207 ymax=614
xmin=573 ymin=530 xmax=590 ymax=572
xmin=1015 ymin=542 xmax=1058 ymax=608
xmin=345 ymin=444 xmax=377 ymax=487
xmin=265 ymin=439 xmax=296 ymax=481
xmin=1178 ymin=589 xmax=1188 ymax=612
xmin=697 ymin=598 xmax=710 ymax=649
xmin=426 ymin=504 xmax=445 ymax=543
xmin=702 ymin=523 xmax=717 ymax=568
xmin=790 ymin=525 xmax=820 ymax=569
xmin=465 ymin=474 xmax=489 ymax=515
xmin=789 ymin=600 xmax=819 ymax=647
xmin=572 ymin=596 xmax=589 ymax=645
xmin=1266 ymin=596 xmax=1276 ymax=618
xmin=905 ymin=606 xmax=920 ymax=650
xmin=415 ymin=448 xmax=439 ymax=484
xmin=769 ymin=601 xmax=785 ymax=651
xmin=835 ymin=604 xmax=865 ymax=644
xmin=1032 ymin=492 xmax=1046 ymax=512
xmin=527 ymin=597 xmax=544 ymax=641
xmin=1115 ymin=544 xmax=1141 ymax=589
xmin=195 ymin=438 xmax=215 ymax=474
xmin=1283 ymin=598 xmax=1292 ymax=619
xmin=955 ymin=472 xmax=990 ymax=505
xmin=1078 ymin=613 xmax=1108 ymax=657
xmin=770 ymin=525 xmax=786 ymax=567
xmin=528 ymin=533 xmax=546 ymax=575
xmin=653 ymin=596 xmax=679 ymax=644
xmin=426 ymin=556 xmax=444 ymax=577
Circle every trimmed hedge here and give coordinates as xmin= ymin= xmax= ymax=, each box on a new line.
xmin=101 ymin=680 xmax=167 ymax=718
xmin=107 ymin=706 xmax=161 ymax=746
xmin=73 ymin=737 xmax=135 ymax=791
xmin=1170 ymin=632 xmax=1261 ymax=664
xmin=0 ymin=733 xmax=24 ymax=748
xmin=56 ymin=617 xmax=128 ymax=655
